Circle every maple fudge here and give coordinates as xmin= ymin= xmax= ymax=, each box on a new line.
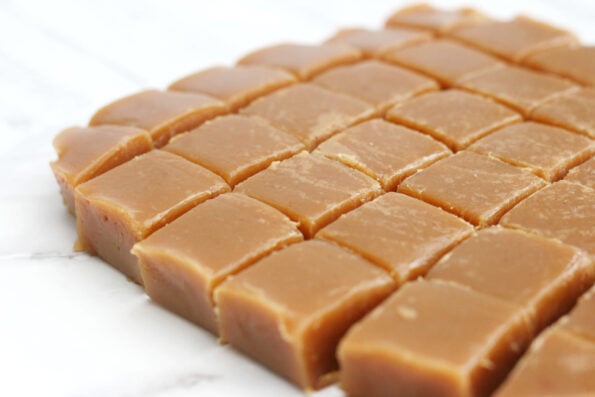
xmin=384 ymin=39 xmax=503 ymax=87
xmin=458 ymin=65 xmax=578 ymax=116
xmin=428 ymin=227 xmax=594 ymax=332
xmin=339 ymin=279 xmax=533 ymax=397
xmin=316 ymin=119 xmax=451 ymax=190
xmin=468 ymin=122 xmax=594 ymax=181
xmin=237 ymin=43 xmax=362 ymax=80
xmin=399 ymin=151 xmax=546 ymax=227
xmin=131 ymin=193 xmax=302 ymax=334
xmin=312 ymin=60 xmax=438 ymax=113
xmin=168 ymin=65 xmax=297 ymax=111
xmin=75 ymin=150 xmax=229 ymax=284
xmin=565 ymin=157 xmax=595 ymax=189
xmin=317 ymin=193 xmax=472 ymax=283
xmin=216 ymin=240 xmax=395 ymax=390
xmin=51 ymin=125 xmax=152 ymax=213
xmin=559 ymin=286 xmax=595 ymax=343
xmin=385 ymin=4 xmax=489 ymax=34
xmin=240 ymin=84 xmax=376 ymax=150
xmin=235 ymin=152 xmax=382 ymax=238
xmin=494 ymin=329 xmax=595 ymax=397
xmin=325 ymin=27 xmax=433 ymax=58
xmin=524 ymin=46 xmax=595 ymax=87
xmin=163 ymin=115 xmax=304 ymax=186
xmin=500 ymin=181 xmax=595 ymax=255
xmin=386 ymin=90 xmax=521 ymax=151
xmin=530 ymin=88 xmax=595 ymax=139
xmin=451 ymin=16 xmax=578 ymax=62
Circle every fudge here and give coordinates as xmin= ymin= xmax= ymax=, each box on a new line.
xmin=385 ymin=4 xmax=489 ymax=34
xmin=558 ymin=286 xmax=595 ymax=343
xmin=524 ymin=46 xmax=595 ymax=87
xmin=565 ymin=157 xmax=595 ymax=189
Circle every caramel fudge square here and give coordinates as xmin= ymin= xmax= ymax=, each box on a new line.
xmin=524 ymin=45 xmax=595 ymax=87
xmin=565 ymin=157 xmax=595 ymax=190
xmin=531 ymin=89 xmax=595 ymax=139
xmin=75 ymin=150 xmax=229 ymax=284
xmin=559 ymin=285 xmax=595 ymax=343
xmin=385 ymin=4 xmax=489 ymax=33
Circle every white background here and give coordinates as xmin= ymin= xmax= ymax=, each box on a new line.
xmin=0 ymin=1 xmax=593 ymax=396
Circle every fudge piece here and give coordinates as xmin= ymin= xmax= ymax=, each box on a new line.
xmin=531 ymin=89 xmax=595 ymax=139
xmin=316 ymin=119 xmax=451 ymax=190
xmin=75 ymin=150 xmax=229 ymax=284
xmin=312 ymin=60 xmax=438 ymax=113
xmin=386 ymin=90 xmax=521 ymax=151
xmin=524 ymin=46 xmax=595 ymax=87
xmin=163 ymin=115 xmax=304 ymax=186
xmin=494 ymin=329 xmax=595 ymax=397
xmin=559 ymin=286 xmax=595 ymax=343
xmin=131 ymin=193 xmax=303 ymax=334
xmin=240 ymin=84 xmax=376 ymax=150
xmin=317 ymin=193 xmax=472 ymax=283
xmin=339 ymin=280 xmax=533 ymax=397
xmin=565 ymin=157 xmax=595 ymax=189
xmin=500 ymin=181 xmax=595 ymax=255
xmin=237 ymin=43 xmax=362 ymax=80
xmin=216 ymin=240 xmax=395 ymax=390
xmin=428 ymin=227 xmax=594 ymax=331
xmin=168 ymin=65 xmax=297 ymax=110
xmin=468 ymin=122 xmax=594 ymax=181
xmin=384 ymin=39 xmax=503 ymax=87
xmin=51 ymin=125 xmax=152 ymax=213
xmin=89 ymin=90 xmax=227 ymax=147
xmin=451 ymin=16 xmax=578 ymax=62
xmin=325 ymin=27 xmax=432 ymax=58
xmin=235 ymin=152 xmax=382 ymax=238
xmin=399 ymin=151 xmax=546 ymax=227
xmin=385 ymin=4 xmax=489 ymax=34
xmin=458 ymin=65 xmax=578 ymax=116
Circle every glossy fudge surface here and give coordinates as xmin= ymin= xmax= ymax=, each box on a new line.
xmin=75 ymin=150 xmax=229 ymax=283
xmin=163 ymin=115 xmax=304 ymax=186
xmin=241 ymin=84 xmax=375 ymax=150
xmin=386 ymin=89 xmax=521 ymax=150
xmin=89 ymin=89 xmax=227 ymax=147
xmin=317 ymin=193 xmax=472 ymax=283
xmin=216 ymin=240 xmax=395 ymax=390
xmin=51 ymin=125 xmax=152 ymax=213
xmin=339 ymin=280 xmax=533 ymax=397
xmin=325 ymin=27 xmax=432 ymax=57
xmin=385 ymin=4 xmax=489 ymax=33
xmin=559 ymin=286 xmax=595 ymax=343
xmin=524 ymin=45 xmax=595 ymax=87
xmin=316 ymin=119 xmax=451 ymax=190
xmin=399 ymin=151 xmax=546 ymax=227
xmin=531 ymin=89 xmax=595 ymax=139
xmin=132 ymin=193 xmax=302 ymax=334
xmin=168 ymin=66 xmax=297 ymax=110
xmin=565 ymin=157 xmax=595 ymax=189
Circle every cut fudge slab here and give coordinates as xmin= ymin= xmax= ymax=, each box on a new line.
xmin=565 ymin=157 xmax=595 ymax=189
xmin=524 ymin=46 xmax=595 ymax=87
xmin=386 ymin=90 xmax=521 ymax=151
xmin=235 ymin=152 xmax=381 ymax=238
xmin=131 ymin=193 xmax=303 ymax=334
xmin=216 ymin=240 xmax=395 ymax=390
xmin=530 ymin=89 xmax=595 ymax=139
xmin=458 ymin=65 xmax=578 ymax=116
xmin=385 ymin=4 xmax=489 ymax=34
xmin=317 ymin=193 xmax=472 ymax=284
xmin=500 ymin=181 xmax=595 ymax=255
xmin=451 ymin=16 xmax=578 ymax=62
xmin=494 ymin=329 xmax=595 ymax=397
xmin=316 ymin=119 xmax=451 ymax=190
xmin=75 ymin=150 xmax=229 ymax=284
xmin=312 ymin=60 xmax=438 ymax=113
xmin=428 ymin=227 xmax=594 ymax=332
xmin=469 ymin=122 xmax=594 ymax=181
xmin=51 ymin=125 xmax=152 ymax=213
xmin=237 ymin=43 xmax=361 ymax=80
xmin=89 ymin=90 xmax=227 ymax=147
xmin=325 ymin=27 xmax=432 ymax=58
xmin=240 ymin=84 xmax=375 ymax=150
xmin=168 ymin=65 xmax=297 ymax=111
xmin=559 ymin=286 xmax=595 ymax=343
xmin=339 ymin=280 xmax=533 ymax=397
xmin=399 ymin=151 xmax=546 ymax=227
xmin=384 ymin=39 xmax=503 ymax=86
xmin=163 ymin=115 xmax=304 ymax=186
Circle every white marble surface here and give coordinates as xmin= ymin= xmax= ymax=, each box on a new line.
xmin=0 ymin=1 xmax=593 ymax=396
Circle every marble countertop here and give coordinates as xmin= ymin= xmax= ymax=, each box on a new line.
xmin=1 ymin=0 xmax=592 ymax=396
